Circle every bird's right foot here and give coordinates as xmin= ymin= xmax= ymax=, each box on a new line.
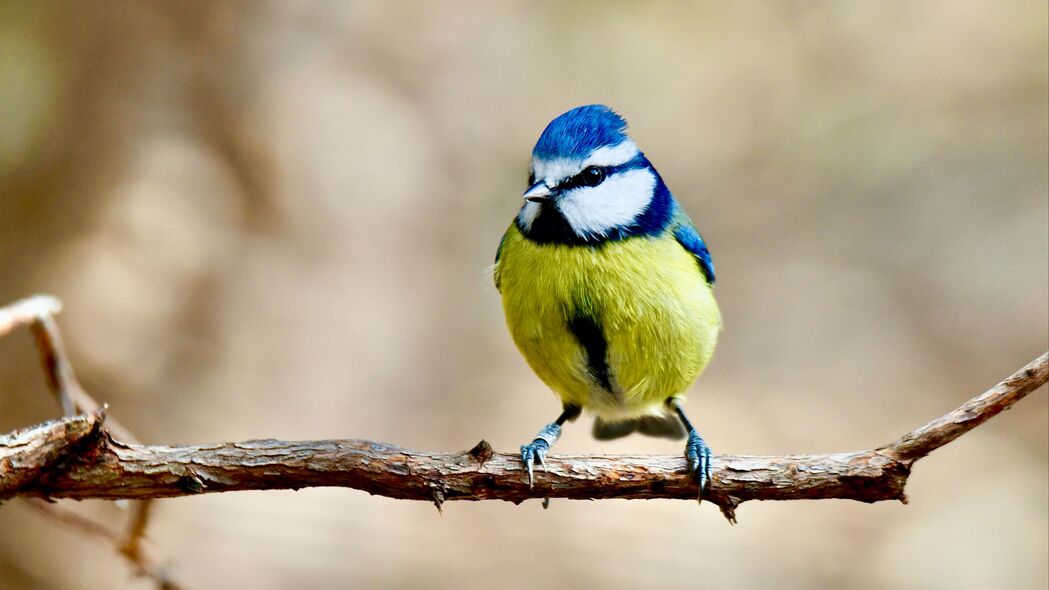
xmin=667 ymin=398 xmax=714 ymax=503
xmin=684 ymin=428 xmax=713 ymax=502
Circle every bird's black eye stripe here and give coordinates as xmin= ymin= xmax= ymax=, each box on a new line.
xmin=543 ymin=155 xmax=647 ymax=193
xmin=527 ymin=169 xmax=535 ymax=186
xmin=561 ymin=165 xmax=608 ymax=190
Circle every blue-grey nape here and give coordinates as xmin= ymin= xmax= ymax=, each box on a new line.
xmin=533 ymin=105 xmax=629 ymax=160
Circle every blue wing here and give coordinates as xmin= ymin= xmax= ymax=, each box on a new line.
xmin=673 ymin=219 xmax=715 ymax=285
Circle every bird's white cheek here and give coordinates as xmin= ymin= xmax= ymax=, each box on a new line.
xmin=557 ymin=168 xmax=656 ymax=238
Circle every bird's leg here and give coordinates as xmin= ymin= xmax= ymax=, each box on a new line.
xmin=520 ymin=404 xmax=581 ymax=486
xmin=669 ymin=398 xmax=713 ymax=502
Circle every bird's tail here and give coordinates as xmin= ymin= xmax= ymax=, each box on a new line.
xmin=592 ymin=414 xmax=686 ymax=441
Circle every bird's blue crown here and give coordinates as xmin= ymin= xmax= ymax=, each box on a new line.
xmin=532 ymin=105 xmax=630 ymax=160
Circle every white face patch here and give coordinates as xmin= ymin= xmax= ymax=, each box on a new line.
xmin=556 ymin=167 xmax=656 ymax=238
xmin=520 ymin=139 xmax=653 ymax=239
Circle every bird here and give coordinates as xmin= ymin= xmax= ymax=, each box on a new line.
xmin=493 ymin=104 xmax=721 ymax=500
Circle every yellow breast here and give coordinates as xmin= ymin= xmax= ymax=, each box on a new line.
xmin=496 ymin=224 xmax=720 ymax=418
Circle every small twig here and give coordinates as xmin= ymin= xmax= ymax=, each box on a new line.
xmin=25 ymin=309 xmax=136 ymax=437
xmin=29 ymin=313 xmax=87 ymax=418
xmin=891 ymin=354 xmax=1048 ymax=462
xmin=0 ymin=296 xmax=169 ymax=589
xmin=1 ymin=295 xmax=131 ymax=436
xmin=120 ymin=497 xmax=155 ymax=564
xmin=27 ymin=497 xmax=121 ymax=542
xmin=0 ymin=295 xmax=62 ymax=338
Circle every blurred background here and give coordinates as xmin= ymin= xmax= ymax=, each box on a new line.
xmin=0 ymin=1 xmax=1046 ymax=589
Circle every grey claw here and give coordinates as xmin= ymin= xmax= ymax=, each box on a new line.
xmin=521 ymin=446 xmax=535 ymax=487
xmin=521 ymin=439 xmax=550 ymax=487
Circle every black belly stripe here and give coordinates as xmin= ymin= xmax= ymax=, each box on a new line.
xmin=567 ymin=315 xmax=613 ymax=392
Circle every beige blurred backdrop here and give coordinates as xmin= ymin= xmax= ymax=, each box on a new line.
xmin=0 ymin=2 xmax=1046 ymax=589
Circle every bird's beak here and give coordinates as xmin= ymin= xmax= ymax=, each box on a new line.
xmin=523 ymin=181 xmax=553 ymax=203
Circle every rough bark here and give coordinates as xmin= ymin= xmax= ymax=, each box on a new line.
xmin=3 ymin=353 xmax=1045 ymax=522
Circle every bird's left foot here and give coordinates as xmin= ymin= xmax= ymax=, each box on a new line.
xmin=520 ymin=422 xmax=561 ymax=487
xmin=684 ymin=429 xmax=713 ymax=502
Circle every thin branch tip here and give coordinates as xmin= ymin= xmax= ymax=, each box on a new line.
xmin=0 ymin=294 xmax=62 ymax=337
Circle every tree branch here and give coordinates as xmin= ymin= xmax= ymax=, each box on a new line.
xmin=2 ymin=353 xmax=1045 ymax=522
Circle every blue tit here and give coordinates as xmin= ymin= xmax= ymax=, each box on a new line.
xmin=494 ymin=105 xmax=721 ymax=499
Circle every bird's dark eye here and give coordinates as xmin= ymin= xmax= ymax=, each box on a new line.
xmin=579 ymin=166 xmax=605 ymax=187
xmin=527 ymin=170 xmax=535 ymax=186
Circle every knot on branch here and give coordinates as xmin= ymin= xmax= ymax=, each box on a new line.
xmin=467 ymin=440 xmax=494 ymax=467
